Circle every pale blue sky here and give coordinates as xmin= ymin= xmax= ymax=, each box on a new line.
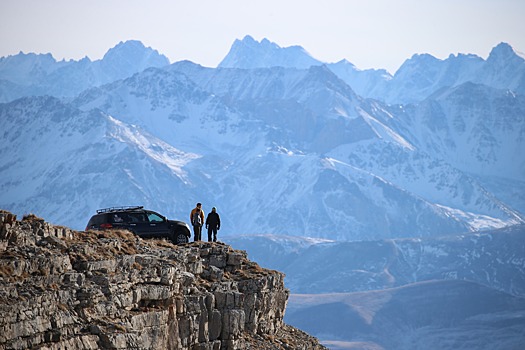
xmin=1 ymin=0 xmax=524 ymax=74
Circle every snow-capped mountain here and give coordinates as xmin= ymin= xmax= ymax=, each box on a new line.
xmin=0 ymin=40 xmax=169 ymax=102
xmin=0 ymin=38 xmax=523 ymax=239
xmin=62 ymin=60 xmax=521 ymax=238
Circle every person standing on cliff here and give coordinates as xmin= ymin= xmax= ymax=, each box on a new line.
xmin=205 ymin=207 xmax=221 ymax=242
xmin=190 ymin=203 xmax=205 ymax=241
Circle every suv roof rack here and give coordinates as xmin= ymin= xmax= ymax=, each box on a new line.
xmin=96 ymin=206 xmax=144 ymax=214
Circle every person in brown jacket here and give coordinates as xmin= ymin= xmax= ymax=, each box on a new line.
xmin=190 ymin=203 xmax=205 ymax=241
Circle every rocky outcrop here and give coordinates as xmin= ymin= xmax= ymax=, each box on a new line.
xmin=0 ymin=210 xmax=326 ymax=350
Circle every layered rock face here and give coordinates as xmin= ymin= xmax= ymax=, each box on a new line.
xmin=0 ymin=211 xmax=325 ymax=350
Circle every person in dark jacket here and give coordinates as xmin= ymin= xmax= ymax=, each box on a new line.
xmin=205 ymin=207 xmax=221 ymax=242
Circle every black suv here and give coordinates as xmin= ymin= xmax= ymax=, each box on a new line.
xmin=85 ymin=206 xmax=191 ymax=244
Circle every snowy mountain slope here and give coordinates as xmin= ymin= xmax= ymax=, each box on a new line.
xmin=169 ymin=62 xmax=362 ymax=113
xmin=0 ymin=41 xmax=169 ymax=102
xmin=73 ymin=67 xmax=288 ymax=158
xmin=0 ymin=86 xmax=462 ymax=237
xmin=96 ymin=40 xmax=170 ymax=81
xmin=326 ymin=83 xmax=525 ymax=220
xmin=371 ymin=52 xmax=485 ymax=104
xmin=168 ymin=61 xmax=522 ymax=190
xmin=0 ymin=78 xmax=36 ymax=104
xmin=0 ymin=96 xmax=199 ymax=229
xmin=66 ymin=61 xmax=522 ymax=237
xmin=167 ymin=63 xmax=523 ymax=227
xmin=327 ymin=59 xmax=392 ymax=100
xmin=327 ymin=137 xmax=523 ymax=228
xmin=428 ymin=84 xmax=523 ymax=180
xmin=385 ymin=83 xmax=525 ymax=185
xmin=210 ymin=152 xmax=471 ymax=240
xmin=166 ymin=63 xmax=373 ymax=153
xmin=286 ymin=280 xmax=525 ymax=350
xmin=227 ymin=224 xmax=525 ymax=297
xmin=475 ymin=176 xmax=525 ymax=223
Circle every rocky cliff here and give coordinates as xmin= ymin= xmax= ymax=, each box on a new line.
xmin=0 ymin=210 xmax=326 ymax=350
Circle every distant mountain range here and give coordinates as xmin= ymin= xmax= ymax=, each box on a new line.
xmin=3 ymin=35 xmax=524 ymax=105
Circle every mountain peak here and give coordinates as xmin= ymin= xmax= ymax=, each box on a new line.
xmin=235 ymin=35 xmax=279 ymax=50
xmin=240 ymin=34 xmax=257 ymax=44
xmin=102 ymin=40 xmax=169 ymax=63
xmin=487 ymin=42 xmax=525 ymax=63
xmin=393 ymin=53 xmax=441 ymax=79
xmin=218 ymin=36 xmax=321 ymax=69
xmin=98 ymin=40 xmax=170 ymax=79
xmin=103 ymin=40 xmax=143 ymax=59
xmin=334 ymin=58 xmax=356 ymax=68
xmin=406 ymin=53 xmax=440 ymax=65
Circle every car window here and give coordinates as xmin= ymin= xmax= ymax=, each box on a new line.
xmin=110 ymin=214 xmax=125 ymax=223
xmin=128 ymin=213 xmax=147 ymax=223
xmin=147 ymin=212 xmax=164 ymax=222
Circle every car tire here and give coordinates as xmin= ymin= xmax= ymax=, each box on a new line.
xmin=173 ymin=231 xmax=189 ymax=244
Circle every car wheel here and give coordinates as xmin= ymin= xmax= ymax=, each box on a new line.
xmin=174 ymin=231 xmax=189 ymax=244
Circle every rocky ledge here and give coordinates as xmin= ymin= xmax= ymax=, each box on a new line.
xmin=0 ymin=210 xmax=326 ymax=350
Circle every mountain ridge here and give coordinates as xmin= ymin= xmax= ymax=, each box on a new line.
xmin=3 ymin=37 xmax=524 ymax=105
